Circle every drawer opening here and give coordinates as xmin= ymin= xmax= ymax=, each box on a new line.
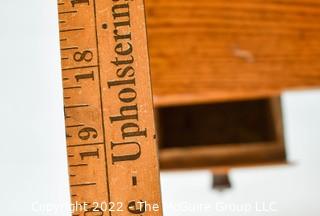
xmin=156 ymin=98 xmax=278 ymax=150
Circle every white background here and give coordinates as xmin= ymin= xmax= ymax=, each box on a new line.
xmin=0 ymin=0 xmax=319 ymax=215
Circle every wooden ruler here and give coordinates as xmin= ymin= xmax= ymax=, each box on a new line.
xmin=57 ymin=0 xmax=162 ymax=215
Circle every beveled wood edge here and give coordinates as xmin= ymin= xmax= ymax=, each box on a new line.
xmin=159 ymin=141 xmax=286 ymax=170
xmin=152 ymin=87 xmax=320 ymax=108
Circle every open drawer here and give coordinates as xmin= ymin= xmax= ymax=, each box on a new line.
xmin=155 ymin=97 xmax=286 ymax=171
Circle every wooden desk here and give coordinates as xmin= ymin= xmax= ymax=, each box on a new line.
xmin=144 ymin=0 xmax=320 ymax=179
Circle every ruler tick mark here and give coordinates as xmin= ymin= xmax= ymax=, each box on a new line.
xmin=69 ymin=164 xmax=88 ymax=168
xmin=66 ymin=124 xmax=85 ymax=128
xmin=62 ymin=65 xmax=98 ymax=71
xmin=67 ymin=142 xmax=104 ymax=148
xmin=64 ymin=86 xmax=81 ymax=90
xmin=59 ymin=10 xmax=78 ymax=15
xmin=60 ymin=27 xmax=85 ymax=33
xmin=64 ymin=104 xmax=89 ymax=109
xmin=70 ymin=182 xmax=96 ymax=187
xmin=61 ymin=46 xmax=78 ymax=51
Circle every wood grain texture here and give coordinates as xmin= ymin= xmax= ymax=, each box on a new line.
xmin=145 ymin=0 xmax=320 ymax=106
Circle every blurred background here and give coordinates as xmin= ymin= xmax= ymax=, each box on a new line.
xmin=1 ymin=0 xmax=320 ymax=215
